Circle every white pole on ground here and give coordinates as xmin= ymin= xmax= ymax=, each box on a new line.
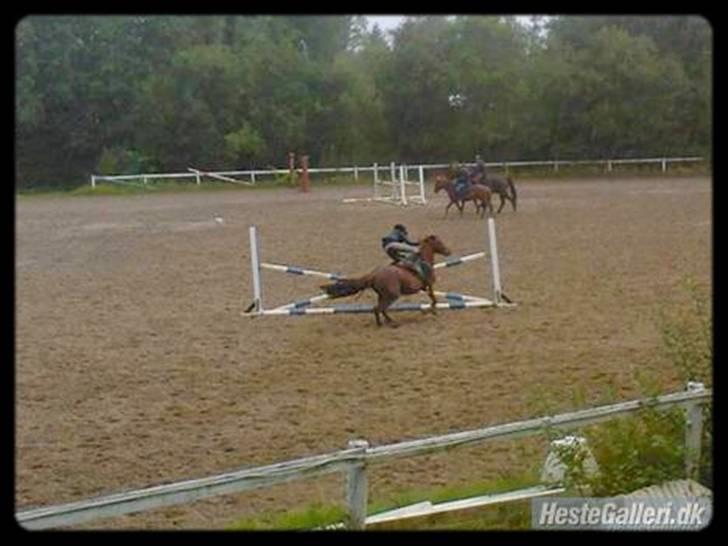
xmin=91 ymin=175 xmax=96 ymax=189
xmin=354 ymin=165 xmax=359 ymax=181
xmin=249 ymin=225 xmax=263 ymax=313
xmin=487 ymin=217 xmax=502 ymax=304
xmin=251 ymin=172 xmax=256 ymax=184
xmin=195 ymin=172 xmax=201 ymax=185
xmin=390 ymin=161 xmax=396 ymax=184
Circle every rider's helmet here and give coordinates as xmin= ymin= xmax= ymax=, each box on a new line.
xmin=393 ymin=224 xmax=408 ymax=234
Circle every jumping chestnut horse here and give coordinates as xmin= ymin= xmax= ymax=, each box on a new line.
xmin=433 ymin=174 xmax=493 ymax=218
xmin=320 ymin=235 xmax=451 ymax=327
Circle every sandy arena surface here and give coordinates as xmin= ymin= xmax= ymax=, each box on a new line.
xmin=15 ymin=176 xmax=711 ymax=529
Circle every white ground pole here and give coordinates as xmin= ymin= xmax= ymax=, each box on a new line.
xmin=487 ymin=217 xmax=502 ymax=304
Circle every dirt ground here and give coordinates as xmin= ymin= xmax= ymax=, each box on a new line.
xmin=15 ymin=176 xmax=712 ymax=529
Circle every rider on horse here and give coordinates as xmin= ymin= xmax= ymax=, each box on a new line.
xmin=471 ymin=154 xmax=488 ymax=183
xmin=381 ymin=224 xmax=432 ymax=284
xmin=452 ymin=163 xmax=473 ymax=201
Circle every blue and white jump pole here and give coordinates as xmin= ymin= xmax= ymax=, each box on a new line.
xmin=244 ymin=217 xmax=513 ymax=317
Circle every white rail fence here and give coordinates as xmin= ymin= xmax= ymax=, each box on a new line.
xmin=89 ymin=156 xmax=705 ymax=189
xmin=16 ymin=382 xmax=710 ymax=530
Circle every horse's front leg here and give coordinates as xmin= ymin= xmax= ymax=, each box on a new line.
xmin=426 ymin=283 xmax=438 ymax=315
xmin=444 ymin=200 xmax=455 ymax=218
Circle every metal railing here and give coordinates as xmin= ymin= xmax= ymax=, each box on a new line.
xmin=16 ymin=382 xmax=710 ymax=530
xmin=89 ymin=156 xmax=705 ymax=188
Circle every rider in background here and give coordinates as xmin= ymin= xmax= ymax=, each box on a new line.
xmin=382 ymin=224 xmax=419 ymax=264
xmin=471 ymin=154 xmax=488 ymax=183
xmin=452 ymin=163 xmax=472 ymax=200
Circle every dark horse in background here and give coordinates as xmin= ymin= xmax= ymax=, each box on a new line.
xmin=321 ymin=235 xmax=451 ymax=327
xmin=470 ymin=169 xmax=518 ymax=213
xmin=446 ymin=165 xmax=518 ymax=213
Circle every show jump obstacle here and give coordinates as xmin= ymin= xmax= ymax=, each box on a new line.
xmin=343 ymin=162 xmax=427 ymax=207
xmin=243 ymin=218 xmax=515 ymax=318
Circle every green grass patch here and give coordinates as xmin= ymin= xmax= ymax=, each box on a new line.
xmin=225 ymin=471 xmax=539 ymax=531
xmin=227 ymin=502 xmax=348 ymax=531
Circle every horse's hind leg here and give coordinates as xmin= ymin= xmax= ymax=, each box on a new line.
xmin=497 ymin=194 xmax=506 ymax=213
xmin=373 ymin=308 xmax=382 ymax=327
xmin=375 ymin=288 xmax=399 ymax=327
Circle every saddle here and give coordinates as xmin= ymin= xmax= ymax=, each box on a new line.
xmin=394 ymin=256 xmax=433 ymax=285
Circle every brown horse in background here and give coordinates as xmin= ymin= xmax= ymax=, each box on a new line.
xmin=433 ymin=174 xmax=493 ymax=218
xmin=320 ymin=235 xmax=451 ymax=327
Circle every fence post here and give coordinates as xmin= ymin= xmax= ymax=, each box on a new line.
xmin=373 ymin=163 xmax=379 ymax=199
xmin=345 ymin=439 xmax=369 ymax=530
xmin=91 ymin=175 xmax=96 ymax=189
xmin=554 ymin=161 xmax=559 ymax=173
xmin=400 ymin=165 xmax=407 ymax=206
xmin=354 ymin=165 xmax=359 ymax=181
xmin=685 ymin=381 xmax=705 ymax=480
xmin=662 ymin=158 xmax=667 ymax=173
xmin=300 ymin=155 xmax=310 ymax=193
xmin=607 ymin=160 xmax=613 ymax=173
xmin=418 ymin=165 xmax=426 ymax=204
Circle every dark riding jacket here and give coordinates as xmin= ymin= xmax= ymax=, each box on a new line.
xmin=381 ymin=228 xmax=418 ymax=249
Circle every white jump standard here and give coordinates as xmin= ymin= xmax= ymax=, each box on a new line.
xmin=343 ymin=162 xmax=427 ymax=207
xmin=243 ymin=218 xmax=515 ymax=317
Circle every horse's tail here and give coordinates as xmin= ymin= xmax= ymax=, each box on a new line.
xmin=320 ymin=273 xmax=374 ymax=299
xmin=507 ymin=177 xmax=517 ymax=210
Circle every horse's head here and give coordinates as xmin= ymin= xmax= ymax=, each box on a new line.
xmin=422 ymin=234 xmax=451 ymax=257
xmin=433 ymin=175 xmax=449 ymax=194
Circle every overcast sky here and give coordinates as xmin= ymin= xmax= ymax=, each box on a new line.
xmin=366 ymin=15 xmax=542 ymax=33
xmin=366 ymin=15 xmax=405 ymax=33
